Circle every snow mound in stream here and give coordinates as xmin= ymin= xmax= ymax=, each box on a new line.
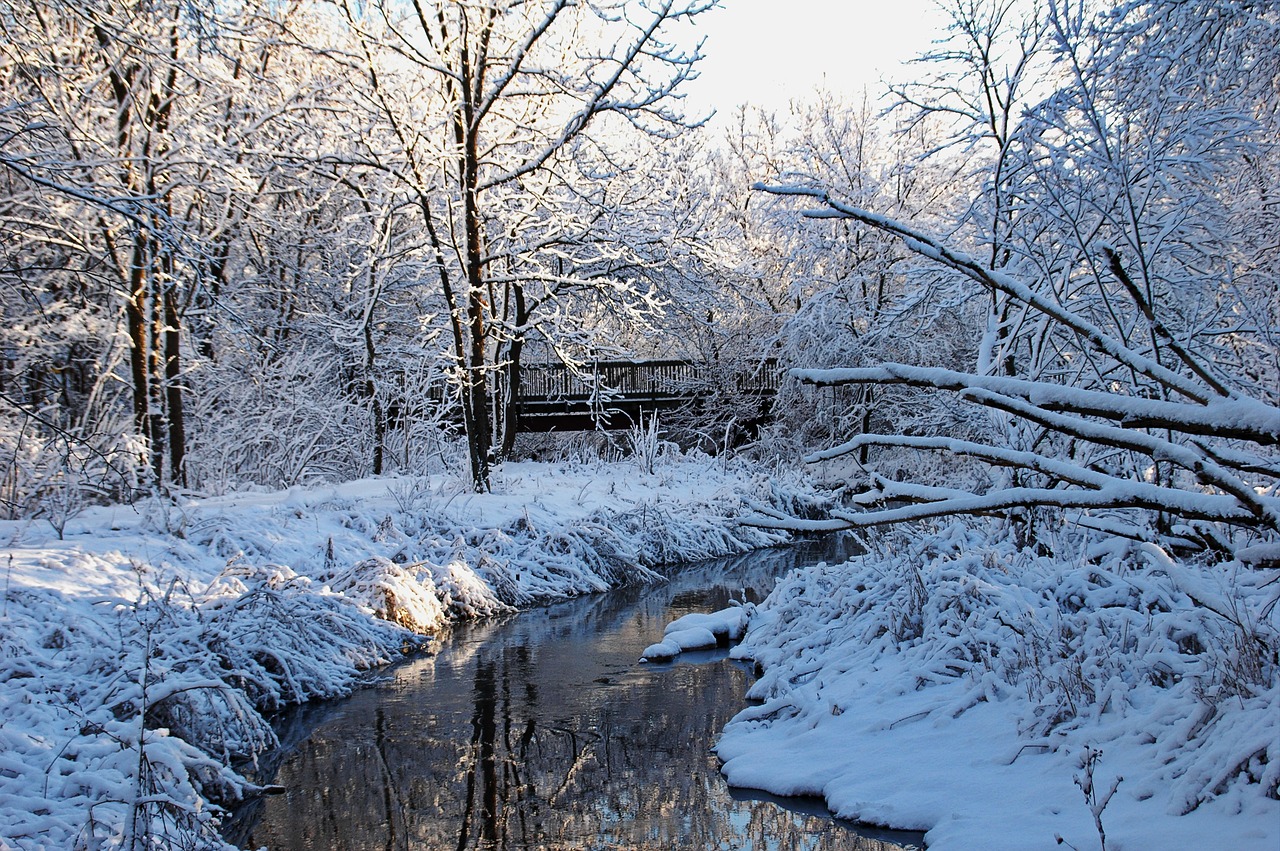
xmin=640 ymin=606 xmax=750 ymax=662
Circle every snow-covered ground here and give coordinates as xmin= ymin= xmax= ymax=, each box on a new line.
xmin=715 ymin=522 xmax=1280 ymax=850
xmin=0 ymin=454 xmax=810 ymax=850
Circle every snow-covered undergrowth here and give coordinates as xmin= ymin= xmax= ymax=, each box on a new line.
xmin=0 ymin=455 xmax=803 ymax=850
xmin=718 ymin=522 xmax=1279 ymax=850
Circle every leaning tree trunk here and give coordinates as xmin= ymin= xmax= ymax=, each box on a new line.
xmin=497 ymin=283 xmax=528 ymax=461
xmin=161 ymin=257 xmax=187 ymax=488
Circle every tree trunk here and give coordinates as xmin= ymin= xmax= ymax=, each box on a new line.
xmin=162 ymin=269 xmax=186 ymax=488
xmin=125 ymin=244 xmax=156 ymax=480
xmin=498 ymin=283 xmax=527 ymax=461
xmin=460 ymin=31 xmax=491 ymax=492
xmin=363 ymin=310 xmax=385 ymax=476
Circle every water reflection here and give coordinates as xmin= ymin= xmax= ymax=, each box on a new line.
xmin=230 ymin=541 xmax=923 ymax=851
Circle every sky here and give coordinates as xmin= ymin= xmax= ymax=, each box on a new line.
xmin=682 ymin=0 xmax=949 ymax=124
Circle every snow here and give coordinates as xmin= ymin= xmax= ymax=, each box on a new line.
xmin=10 ymin=446 xmax=1279 ymax=851
xmin=712 ymin=523 xmax=1280 ymax=850
xmin=0 ymin=454 xmax=802 ymax=850
xmin=639 ymin=605 xmax=749 ymax=661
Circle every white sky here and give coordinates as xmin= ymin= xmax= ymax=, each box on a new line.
xmin=681 ymin=0 xmax=949 ymax=124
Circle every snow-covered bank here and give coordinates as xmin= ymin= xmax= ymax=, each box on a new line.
xmin=0 ymin=455 xmax=809 ymax=850
xmin=716 ymin=523 xmax=1280 ymax=850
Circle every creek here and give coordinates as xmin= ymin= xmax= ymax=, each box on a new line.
xmin=227 ymin=538 xmax=926 ymax=850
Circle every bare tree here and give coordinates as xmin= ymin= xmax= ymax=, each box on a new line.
xmin=890 ymin=0 xmax=1048 ymax=378
xmin=339 ymin=0 xmax=713 ymax=490
xmin=0 ymin=0 xmax=205 ymax=489
xmin=702 ymin=96 xmax=967 ymax=458
xmin=0 ymin=0 xmax=362 ymax=494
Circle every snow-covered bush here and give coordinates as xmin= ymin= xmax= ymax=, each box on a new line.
xmin=185 ymin=347 xmax=370 ymax=493
xmin=325 ymin=556 xmax=450 ymax=633
xmin=0 ymin=410 xmax=143 ymax=529
xmin=0 ymin=553 xmax=428 ymax=850
xmin=509 ymin=431 xmax=620 ymax=466
xmin=612 ymin=497 xmax=788 ymax=568
xmin=625 ymin=416 xmax=669 ymax=475
xmin=199 ymin=560 xmax=422 ymax=710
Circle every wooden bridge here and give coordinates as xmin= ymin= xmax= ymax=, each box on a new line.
xmin=515 ymin=359 xmax=780 ymax=432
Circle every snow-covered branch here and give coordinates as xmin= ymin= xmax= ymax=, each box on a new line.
xmin=792 ymin=364 xmax=1280 ymax=446
xmin=757 ymin=178 xmax=1280 ymax=550
xmin=820 ymin=483 xmax=1266 ymax=531
xmin=756 ymin=183 xmax=1226 ymax=405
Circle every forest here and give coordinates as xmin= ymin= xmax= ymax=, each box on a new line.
xmin=1 ymin=0 xmax=1278 ymax=848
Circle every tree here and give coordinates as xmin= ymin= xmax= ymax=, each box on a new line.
xmin=0 ymin=0 xmax=364 ymax=495
xmin=340 ymin=0 xmax=714 ymax=490
xmin=699 ymin=95 xmax=968 ymax=458
xmin=752 ymin=0 xmax=1280 ymax=562
xmin=0 ymin=0 xmax=204 ymax=490
xmin=890 ymin=0 xmax=1048 ymax=377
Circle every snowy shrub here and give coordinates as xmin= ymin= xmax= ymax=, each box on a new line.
xmin=429 ymin=558 xmax=517 ymax=618
xmin=510 ymin=431 xmax=620 ymax=466
xmin=386 ymin=475 xmax=437 ymax=515
xmin=0 ymin=412 xmax=143 ymax=529
xmin=184 ymin=347 xmax=369 ymax=493
xmin=754 ymin=468 xmax=841 ymax=523
xmin=380 ymin=421 xmax=467 ymax=478
xmin=613 ymin=498 xmax=787 ymax=568
xmin=461 ymin=515 xmax=658 ymax=604
xmin=326 ymin=556 xmax=449 ymax=632
xmin=0 ymin=554 xmax=432 ymax=851
xmin=0 ymin=578 xmax=250 ymax=850
xmin=201 ymin=560 xmax=421 ymax=710
xmin=625 ymin=416 xmax=669 ymax=475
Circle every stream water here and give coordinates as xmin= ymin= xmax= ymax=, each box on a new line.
xmin=227 ymin=539 xmax=926 ymax=850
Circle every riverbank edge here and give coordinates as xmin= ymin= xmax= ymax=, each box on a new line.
xmin=716 ymin=521 xmax=1280 ymax=851
xmin=0 ymin=456 xmax=822 ymax=850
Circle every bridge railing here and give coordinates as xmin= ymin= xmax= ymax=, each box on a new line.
xmin=517 ymin=359 xmax=778 ymax=402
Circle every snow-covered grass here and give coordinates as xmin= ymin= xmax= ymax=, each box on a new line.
xmin=717 ymin=521 xmax=1280 ymax=850
xmin=0 ymin=453 xmax=807 ymax=850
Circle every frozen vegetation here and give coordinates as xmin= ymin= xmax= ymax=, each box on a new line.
xmin=0 ymin=453 xmax=808 ymax=850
